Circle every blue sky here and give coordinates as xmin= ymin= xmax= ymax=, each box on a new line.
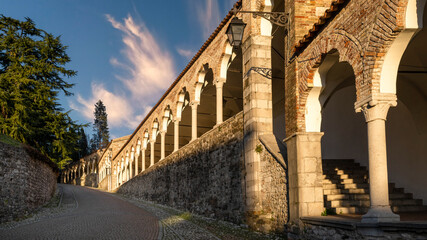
xmin=1 ymin=0 xmax=236 ymax=139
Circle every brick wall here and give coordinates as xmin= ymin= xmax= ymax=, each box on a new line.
xmin=0 ymin=142 xmax=58 ymax=223
xmin=285 ymin=0 xmax=409 ymax=134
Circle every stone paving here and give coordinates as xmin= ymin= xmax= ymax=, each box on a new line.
xmin=0 ymin=184 xmax=285 ymax=239
xmin=0 ymin=184 xmax=159 ymax=239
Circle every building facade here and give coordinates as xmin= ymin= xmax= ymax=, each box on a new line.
xmin=61 ymin=0 xmax=427 ymax=237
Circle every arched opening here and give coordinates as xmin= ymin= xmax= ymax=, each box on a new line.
xmin=125 ymin=150 xmax=130 ymax=180
xmin=130 ymin=146 xmax=135 ymax=177
xmin=387 ymin=1 xmax=427 ymax=204
xmin=143 ymin=130 xmax=151 ymax=170
xmin=223 ymin=48 xmax=243 ymax=120
xmin=163 ymin=106 xmax=174 ymax=158
xmin=318 ymin=55 xmax=365 ymax=165
xmin=152 ymin=119 xmax=161 ymax=164
xmin=178 ymin=90 xmax=191 ymax=148
xmin=197 ymin=67 xmax=216 ymax=137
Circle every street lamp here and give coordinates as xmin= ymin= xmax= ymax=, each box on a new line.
xmin=227 ymin=6 xmax=288 ymax=49
xmin=226 ymin=17 xmax=247 ymax=49
xmin=227 ymin=6 xmax=288 ymax=79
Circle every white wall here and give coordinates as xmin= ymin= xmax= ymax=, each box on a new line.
xmin=320 ymin=81 xmax=427 ymax=204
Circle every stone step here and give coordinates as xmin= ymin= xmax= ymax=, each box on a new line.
xmin=322 ymin=183 xmax=369 ymax=190
xmin=392 ymin=205 xmax=427 ymax=213
xmin=330 ymin=206 xmax=369 ymax=214
xmin=390 ymin=198 xmax=423 ymax=206
xmin=324 ymin=169 xmax=368 ymax=175
xmin=322 ymin=159 xmax=360 ymax=165
xmin=322 ymin=163 xmax=363 ymax=169
xmin=322 ymin=178 xmax=367 ymax=185
xmin=322 ymin=173 xmax=367 ymax=180
xmin=323 ymin=188 xmax=369 ymax=195
xmin=325 ymin=193 xmax=370 ymax=201
xmin=327 ymin=200 xmax=370 ymax=208
xmin=324 ymin=193 xmax=414 ymax=201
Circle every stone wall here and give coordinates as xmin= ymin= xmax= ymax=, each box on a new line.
xmin=259 ymin=146 xmax=288 ymax=232
xmin=0 ymin=142 xmax=58 ymax=223
xmin=118 ymin=112 xmax=246 ymax=224
xmin=84 ymin=173 xmax=97 ymax=187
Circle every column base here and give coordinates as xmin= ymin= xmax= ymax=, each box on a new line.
xmin=361 ymin=206 xmax=400 ymax=223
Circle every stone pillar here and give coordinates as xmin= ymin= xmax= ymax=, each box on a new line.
xmin=160 ymin=130 xmax=166 ymax=160
xmin=240 ymin=0 xmax=274 ymax=230
xmin=141 ymin=148 xmax=146 ymax=172
xmin=128 ymin=155 xmax=132 ymax=179
xmin=191 ymin=102 xmax=198 ymax=141
xmin=215 ymin=80 xmax=224 ymax=125
xmin=150 ymin=141 xmax=155 ymax=166
xmin=284 ymin=132 xmax=325 ymax=222
xmin=130 ymin=151 xmax=135 ymax=177
xmin=174 ymin=119 xmax=180 ymax=151
xmin=360 ymin=101 xmax=400 ymax=223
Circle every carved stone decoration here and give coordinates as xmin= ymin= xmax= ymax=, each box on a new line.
xmin=360 ymin=100 xmax=397 ymax=123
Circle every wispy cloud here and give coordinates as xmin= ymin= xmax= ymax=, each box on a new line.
xmin=71 ymin=83 xmax=140 ymax=129
xmin=71 ymin=14 xmax=176 ymax=135
xmin=106 ymin=14 xmax=176 ymax=101
xmin=193 ymin=0 xmax=221 ymax=39
xmin=176 ymin=47 xmax=195 ymax=59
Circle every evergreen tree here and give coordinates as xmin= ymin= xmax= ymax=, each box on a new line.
xmin=92 ymin=100 xmax=109 ymax=150
xmin=71 ymin=127 xmax=89 ymax=161
xmin=0 ymin=15 xmax=81 ymax=168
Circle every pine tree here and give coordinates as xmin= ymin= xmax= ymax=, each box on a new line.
xmin=92 ymin=100 xmax=109 ymax=150
xmin=0 ymin=15 xmax=81 ymax=168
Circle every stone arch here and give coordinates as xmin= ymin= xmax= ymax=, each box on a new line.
xmin=176 ymin=88 xmax=190 ymax=120
xmin=379 ymin=0 xmax=427 ymax=94
xmin=217 ymin=40 xmax=234 ymax=81
xmin=195 ymin=63 xmax=216 ymax=137
xmin=194 ymin=64 xmax=209 ymax=103
xmin=160 ymin=105 xmax=174 ymax=159
xmin=297 ymin=34 xmax=364 ymax=132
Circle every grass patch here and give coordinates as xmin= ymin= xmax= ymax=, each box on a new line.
xmin=179 ymin=211 xmax=192 ymax=221
xmin=0 ymin=134 xmax=21 ymax=147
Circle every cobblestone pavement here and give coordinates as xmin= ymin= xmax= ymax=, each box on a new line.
xmin=0 ymin=184 xmax=159 ymax=240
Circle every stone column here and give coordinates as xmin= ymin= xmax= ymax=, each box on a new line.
xmin=174 ymin=119 xmax=180 ymax=151
xmin=360 ymin=101 xmax=400 ymax=223
xmin=150 ymin=141 xmax=155 ymax=166
xmin=160 ymin=130 xmax=166 ymax=160
xmin=215 ymin=80 xmax=225 ymax=125
xmin=191 ymin=102 xmax=198 ymax=141
xmin=141 ymin=148 xmax=146 ymax=172
xmin=130 ymin=151 xmax=135 ymax=177
xmin=284 ymin=132 xmax=325 ymax=222
xmin=136 ymin=145 xmax=141 ymax=174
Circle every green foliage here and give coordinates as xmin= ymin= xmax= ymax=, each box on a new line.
xmin=91 ymin=100 xmax=109 ymax=151
xmin=0 ymin=133 xmax=21 ymax=147
xmin=255 ymin=144 xmax=263 ymax=153
xmin=0 ymin=15 xmax=83 ymax=168
xmin=321 ymin=208 xmax=336 ymax=216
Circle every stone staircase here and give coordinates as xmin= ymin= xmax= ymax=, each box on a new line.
xmin=322 ymin=159 xmax=427 ymax=214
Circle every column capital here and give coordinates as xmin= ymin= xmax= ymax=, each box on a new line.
xmin=190 ymin=101 xmax=199 ymax=107
xmin=359 ymin=100 xmax=397 ymax=123
xmin=159 ymin=130 xmax=167 ymax=135
xmin=214 ymin=78 xmax=225 ymax=88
